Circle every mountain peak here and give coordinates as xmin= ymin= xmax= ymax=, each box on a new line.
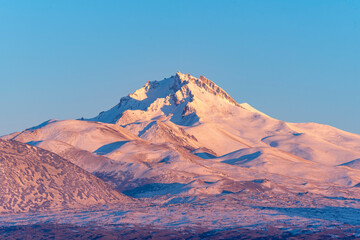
xmin=88 ymin=72 xmax=241 ymax=125
xmin=173 ymin=72 xmax=240 ymax=107
xmin=174 ymin=71 xmax=193 ymax=82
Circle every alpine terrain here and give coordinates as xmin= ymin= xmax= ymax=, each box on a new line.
xmin=2 ymin=72 xmax=360 ymax=238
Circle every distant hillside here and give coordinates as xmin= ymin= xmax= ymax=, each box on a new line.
xmin=0 ymin=139 xmax=132 ymax=213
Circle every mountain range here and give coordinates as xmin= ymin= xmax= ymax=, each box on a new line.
xmin=3 ymin=72 xmax=360 ymax=200
xmin=1 ymin=72 xmax=360 ymax=237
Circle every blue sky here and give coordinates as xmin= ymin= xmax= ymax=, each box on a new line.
xmin=0 ymin=0 xmax=359 ymax=135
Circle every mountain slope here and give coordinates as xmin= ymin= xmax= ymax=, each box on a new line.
xmin=0 ymin=139 xmax=132 ymax=213
xmin=217 ymin=147 xmax=360 ymax=186
xmin=11 ymin=119 xmax=140 ymax=153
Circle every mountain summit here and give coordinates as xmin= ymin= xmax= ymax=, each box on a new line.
xmin=88 ymin=72 xmax=243 ymax=127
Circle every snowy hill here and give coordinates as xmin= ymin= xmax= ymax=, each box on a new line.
xmin=0 ymin=139 xmax=132 ymax=213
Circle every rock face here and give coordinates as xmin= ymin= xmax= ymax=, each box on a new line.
xmin=0 ymin=139 xmax=131 ymax=213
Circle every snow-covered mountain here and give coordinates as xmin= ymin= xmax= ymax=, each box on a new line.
xmin=87 ymin=72 xmax=360 ymax=160
xmin=3 ymin=72 xmax=360 ymax=201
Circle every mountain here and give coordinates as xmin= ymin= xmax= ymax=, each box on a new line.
xmin=87 ymin=72 xmax=360 ymax=161
xmin=0 ymin=139 xmax=132 ymax=213
xmin=3 ymin=72 xmax=360 ymax=201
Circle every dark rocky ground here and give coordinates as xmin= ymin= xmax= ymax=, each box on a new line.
xmin=0 ymin=223 xmax=359 ymax=240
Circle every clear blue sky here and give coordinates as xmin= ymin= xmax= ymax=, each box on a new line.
xmin=0 ymin=0 xmax=359 ymax=135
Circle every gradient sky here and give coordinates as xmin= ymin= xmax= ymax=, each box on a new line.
xmin=0 ymin=0 xmax=359 ymax=136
